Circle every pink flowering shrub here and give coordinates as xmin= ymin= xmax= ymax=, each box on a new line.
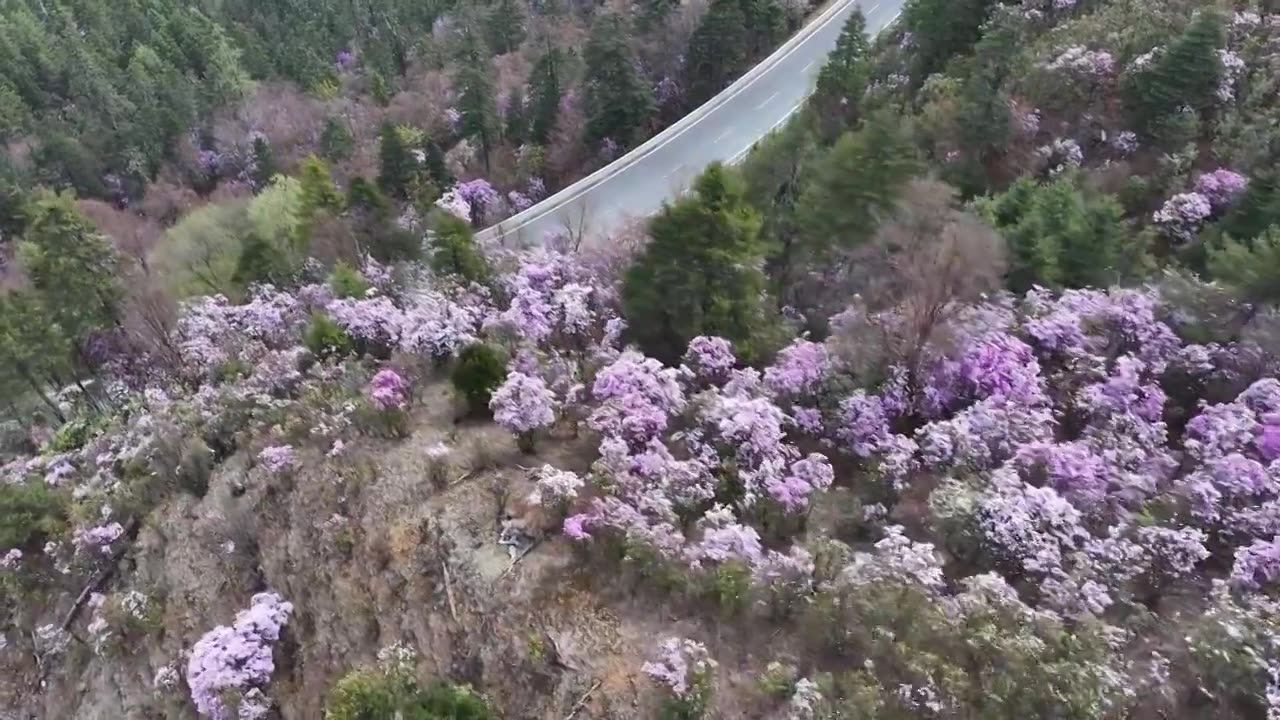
xmin=186 ymin=592 xmax=294 ymax=720
xmin=682 ymin=336 xmax=737 ymax=385
xmin=257 ymin=445 xmax=296 ymax=475
xmin=588 ymin=351 xmax=686 ymax=445
xmin=490 ymin=371 xmax=558 ymax=451
xmin=1153 ymin=192 xmax=1212 ymax=243
xmin=642 ymin=637 xmax=716 ymax=717
xmin=764 ymin=339 xmax=829 ymax=399
xmin=73 ymin=522 xmax=125 ymax=556
xmin=367 ymin=368 xmax=409 ymax=411
xmin=1195 ymin=168 xmax=1248 ymax=209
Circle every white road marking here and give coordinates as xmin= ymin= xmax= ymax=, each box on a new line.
xmin=730 ymin=102 xmax=804 ymax=163
xmin=756 ymin=91 xmax=780 ymax=110
xmin=890 ymin=10 xmax=901 ymax=22
xmin=802 ymin=59 xmax=815 ymax=72
xmin=482 ymin=0 xmax=898 ymax=240
xmin=664 ymin=164 xmax=686 ymax=179
xmin=870 ymin=2 xmax=881 ymax=12
xmin=714 ymin=128 xmax=732 ymax=143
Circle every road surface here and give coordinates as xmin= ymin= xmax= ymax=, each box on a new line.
xmin=480 ymin=0 xmax=905 ymax=245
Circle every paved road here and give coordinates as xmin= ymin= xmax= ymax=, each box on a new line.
xmin=480 ymin=0 xmax=905 ymax=245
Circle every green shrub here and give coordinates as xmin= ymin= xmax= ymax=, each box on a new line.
xmin=47 ymin=418 xmax=92 ymax=452
xmin=450 ymin=343 xmax=507 ymax=416
xmin=326 ymin=670 xmax=399 ymax=720
xmin=305 ymin=313 xmax=353 ymax=360
xmin=0 ymin=480 xmax=68 ymax=549
xmin=326 ymin=670 xmax=491 ymax=720
xmin=328 ymin=261 xmax=370 ymax=299
xmin=430 ymin=214 xmax=490 ymax=285
xmin=406 ymin=683 xmax=491 ymax=719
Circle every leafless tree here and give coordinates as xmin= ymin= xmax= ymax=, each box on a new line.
xmin=828 ymin=180 xmax=1006 ymax=381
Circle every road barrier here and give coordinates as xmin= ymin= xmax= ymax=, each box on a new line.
xmin=478 ymin=0 xmax=862 ymax=244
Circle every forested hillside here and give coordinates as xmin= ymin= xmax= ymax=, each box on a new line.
xmin=7 ymin=0 xmax=1280 ymax=718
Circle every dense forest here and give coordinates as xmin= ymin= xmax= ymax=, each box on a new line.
xmin=7 ymin=0 xmax=1280 ymax=718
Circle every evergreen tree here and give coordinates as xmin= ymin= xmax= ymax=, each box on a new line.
xmin=742 ymin=0 xmax=786 ymax=56
xmin=504 ymin=87 xmax=527 ymax=146
xmin=0 ymin=292 xmax=72 ymax=422
xmin=1125 ymin=10 xmax=1226 ymax=140
xmin=34 ymin=133 xmax=107 ymax=198
xmin=1208 ymin=227 xmax=1280 ymax=305
xmin=17 ymin=191 xmax=121 ymax=354
xmin=952 ymin=9 xmax=1021 ymax=187
xmin=902 ymin=0 xmax=999 ymax=82
xmin=797 ymin=111 xmax=920 ymax=256
xmin=527 ymin=47 xmax=564 ymax=145
xmin=452 ymin=343 xmax=508 ymax=415
xmin=812 ymin=10 xmax=871 ymax=136
xmin=584 ymin=16 xmax=654 ymax=147
xmin=298 ymin=155 xmax=344 ymax=220
xmin=431 ymin=214 xmax=491 ymax=284
xmin=250 ymin=136 xmax=277 ymax=190
xmin=457 ymin=64 xmax=498 ymax=171
xmin=377 ymin=122 xmax=416 ymax=199
xmin=684 ymin=0 xmax=749 ymax=106
xmin=638 ymin=0 xmax=681 ymax=30
xmin=347 ymin=177 xmax=393 ymax=221
xmin=622 ymin=163 xmax=769 ymax=364
xmin=975 ymin=176 xmax=1129 ymax=292
xmin=423 ymin=140 xmax=451 ymax=191
xmin=320 ymin=117 xmax=354 ymax=161
xmin=1221 ymin=169 xmax=1280 ymax=242
xmin=233 ymin=232 xmax=292 ymax=289
xmin=369 ymin=71 xmax=393 ymax=107
xmin=487 ymin=0 xmax=527 ymax=55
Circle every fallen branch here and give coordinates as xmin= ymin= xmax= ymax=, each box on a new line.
xmin=564 ymin=680 xmax=601 ymax=720
xmin=441 ymin=558 xmax=460 ymax=624
xmin=497 ymin=537 xmax=544 ymax=580
xmin=60 ymin=517 xmax=141 ymax=631
xmin=449 ymin=470 xmax=474 ymax=487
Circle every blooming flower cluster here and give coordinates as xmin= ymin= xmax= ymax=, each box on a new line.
xmin=1153 ymin=192 xmax=1213 ymax=243
xmin=186 ymin=592 xmax=294 ymax=720
xmin=257 ymin=445 xmax=296 ymax=475
xmin=367 ymin=368 xmax=409 ymax=411
xmin=1046 ymin=46 xmax=1116 ymax=76
xmin=642 ymin=637 xmax=716 ymax=699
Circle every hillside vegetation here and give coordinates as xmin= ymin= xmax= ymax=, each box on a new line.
xmin=6 ymin=0 xmax=1280 ymax=719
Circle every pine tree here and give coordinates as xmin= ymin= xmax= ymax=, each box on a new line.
xmin=622 ymin=163 xmax=769 ymax=364
xmin=742 ymin=0 xmax=786 ymax=56
xmin=797 ymin=111 xmax=921 ymax=255
xmin=321 ymin=117 xmax=354 ymax=161
xmin=347 ymin=177 xmax=392 ymax=221
xmin=902 ymin=0 xmax=999 ymax=82
xmin=1208 ymin=227 xmax=1280 ymax=305
xmin=684 ymin=0 xmax=749 ymax=106
xmin=487 ymin=0 xmax=527 ymax=55
xmin=812 ymin=10 xmax=871 ymax=138
xmin=369 ymin=71 xmax=393 ymax=107
xmin=298 ymin=155 xmax=343 ymax=220
xmin=233 ymin=232 xmax=292 ymax=289
xmin=431 ymin=214 xmax=492 ymax=284
xmin=17 ymin=191 xmax=121 ymax=367
xmin=504 ymin=87 xmax=527 ymax=145
xmin=377 ymin=122 xmax=417 ymax=199
xmin=528 ymin=47 xmax=564 ymax=145
xmin=584 ymin=16 xmax=654 ymax=147
xmin=975 ymin=176 xmax=1128 ymax=291
xmin=250 ymin=136 xmax=277 ymax=190
xmin=457 ymin=64 xmax=498 ymax=171
xmin=1125 ymin=10 xmax=1226 ymax=140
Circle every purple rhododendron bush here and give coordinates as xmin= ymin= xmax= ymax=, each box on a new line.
xmin=5 ymin=222 xmax=1280 ymax=718
xmin=14 ymin=0 xmax=1280 ymax=716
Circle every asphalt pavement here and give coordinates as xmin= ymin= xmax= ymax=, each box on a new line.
xmin=479 ymin=0 xmax=906 ymax=246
